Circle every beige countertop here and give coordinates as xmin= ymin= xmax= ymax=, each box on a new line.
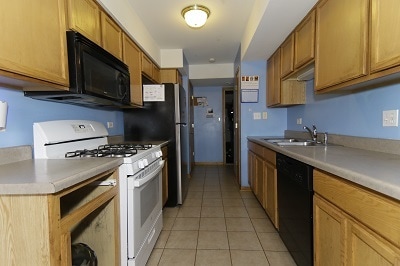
xmin=0 ymin=158 xmax=123 ymax=195
xmin=248 ymin=136 xmax=400 ymax=201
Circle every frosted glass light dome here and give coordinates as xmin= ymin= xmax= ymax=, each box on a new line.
xmin=182 ymin=5 xmax=210 ymax=28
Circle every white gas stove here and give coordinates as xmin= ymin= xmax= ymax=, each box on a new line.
xmin=33 ymin=120 xmax=164 ymax=266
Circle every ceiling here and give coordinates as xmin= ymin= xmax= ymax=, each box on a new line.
xmin=127 ymin=0 xmax=318 ymax=86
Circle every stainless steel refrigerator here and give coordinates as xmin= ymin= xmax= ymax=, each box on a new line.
xmin=123 ymin=83 xmax=189 ymax=206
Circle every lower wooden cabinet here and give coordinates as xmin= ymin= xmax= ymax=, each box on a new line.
xmin=314 ymin=169 xmax=400 ymax=265
xmin=247 ymin=141 xmax=278 ymax=228
xmin=0 ymin=168 xmax=120 ymax=265
xmin=162 ymin=145 xmax=169 ymax=206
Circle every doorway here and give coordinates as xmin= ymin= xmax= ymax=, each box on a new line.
xmin=223 ymin=88 xmax=234 ymax=164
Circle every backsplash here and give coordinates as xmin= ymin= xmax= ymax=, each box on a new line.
xmin=0 ymin=87 xmax=124 ymax=148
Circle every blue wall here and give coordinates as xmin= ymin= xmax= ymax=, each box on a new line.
xmin=288 ymin=81 xmax=400 ymax=139
xmin=0 ymin=87 xmax=124 ymax=148
xmin=193 ymin=86 xmax=224 ymax=163
xmin=240 ymin=61 xmax=287 ymax=186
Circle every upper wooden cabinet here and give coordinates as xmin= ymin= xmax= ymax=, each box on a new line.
xmin=153 ymin=64 xmax=160 ymax=84
xmin=160 ymin=69 xmax=182 ymax=85
xmin=141 ymin=54 xmax=161 ymax=84
xmin=267 ymin=49 xmax=281 ymax=106
xmin=370 ymin=0 xmax=400 ymax=73
xmin=315 ymin=0 xmax=368 ymax=91
xmin=294 ymin=10 xmax=315 ymax=69
xmin=67 ymin=0 xmax=101 ymax=44
xmin=101 ymin=13 xmax=123 ymax=60
xmin=141 ymin=54 xmax=153 ymax=78
xmin=280 ymin=35 xmax=294 ymax=78
xmin=122 ymin=34 xmax=143 ymax=106
xmin=0 ymin=0 xmax=69 ymax=87
xmin=267 ymin=49 xmax=305 ymax=107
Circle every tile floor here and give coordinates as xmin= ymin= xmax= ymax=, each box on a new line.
xmin=147 ymin=165 xmax=297 ymax=266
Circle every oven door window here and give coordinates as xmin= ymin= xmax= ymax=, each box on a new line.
xmin=140 ymin=176 xmax=159 ymax=226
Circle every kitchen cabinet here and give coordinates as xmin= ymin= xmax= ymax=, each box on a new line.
xmin=370 ymin=0 xmax=400 ymax=73
xmin=160 ymin=69 xmax=183 ymax=86
xmin=315 ymin=0 xmax=368 ymax=91
xmin=262 ymin=148 xmax=278 ymax=228
xmin=0 ymin=0 xmax=69 ymax=87
xmin=153 ymin=64 xmax=161 ymax=83
xmin=122 ymin=34 xmax=143 ymax=106
xmin=267 ymin=49 xmax=281 ymax=106
xmin=280 ymin=34 xmax=294 ymax=78
xmin=267 ymin=48 xmax=305 ymax=107
xmin=247 ymin=141 xmax=278 ymax=228
xmin=141 ymin=53 xmax=161 ymax=83
xmin=314 ymin=169 xmax=400 ymax=265
xmin=67 ymin=0 xmax=101 ymax=45
xmin=162 ymin=145 xmax=169 ymax=206
xmin=0 ymin=168 xmax=120 ymax=265
xmin=141 ymin=53 xmax=154 ymax=79
xmin=294 ymin=10 xmax=315 ymax=69
xmin=101 ymin=12 xmax=123 ymax=60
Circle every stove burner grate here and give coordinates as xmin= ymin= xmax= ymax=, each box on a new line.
xmin=65 ymin=143 xmax=153 ymax=158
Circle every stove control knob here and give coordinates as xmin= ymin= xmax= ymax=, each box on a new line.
xmin=155 ymin=151 xmax=162 ymax=158
xmin=143 ymin=159 xmax=149 ymax=166
xmin=138 ymin=160 xmax=145 ymax=169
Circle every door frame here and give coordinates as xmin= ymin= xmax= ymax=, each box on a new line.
xmin=233 ymin=66 xmax=241 ymax=186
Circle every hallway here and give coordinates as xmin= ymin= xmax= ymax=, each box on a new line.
xmin=147 ymin=165 xmax=296 ymax=265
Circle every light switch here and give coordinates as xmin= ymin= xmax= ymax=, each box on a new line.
xmin=253 ymin=112 xmax=261 ymax=120
xmin=262 ymin=112 xmax=268 ymax=119
xmin=383 ymin=110 xmax=399 ymax=127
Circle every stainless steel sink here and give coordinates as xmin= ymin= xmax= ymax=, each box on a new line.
xmin=263 ymin=137 xmax=329 ymax=147
xmin=263 ymin=138 xmax=298 ymax=143
xmin=275 ymin=141 xmax=323 ymax=147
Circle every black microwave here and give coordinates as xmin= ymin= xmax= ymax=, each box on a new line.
xmin=25 ymin=31 xmax=131 ymax=108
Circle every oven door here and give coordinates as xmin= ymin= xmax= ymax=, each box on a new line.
xmin=127 ymin=159 xmax=164 ymax=259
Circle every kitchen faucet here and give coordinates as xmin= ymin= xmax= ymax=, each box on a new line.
xmin=303 ymin=125 xmax=317 ymax=142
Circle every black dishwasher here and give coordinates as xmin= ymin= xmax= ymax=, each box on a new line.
xmin=277 ymin=153 xmax=313 ymax=266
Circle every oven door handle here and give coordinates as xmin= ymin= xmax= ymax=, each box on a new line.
xmin=133 ymin=160 xmax=165 ymax=188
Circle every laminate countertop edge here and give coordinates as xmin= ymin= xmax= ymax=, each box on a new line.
xmin=0 ymin=158 xmax=123 ymax=195
xmin=248 ymin=136 xmax=400 ymax=202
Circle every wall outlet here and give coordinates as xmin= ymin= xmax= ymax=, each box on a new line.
xmin=253 ymin=112 xmax=261 ymax=120
xmin=107 ymin=122 xmax=114 ymax=128
xmin=262 ymin=112 xmax=268 ymax=119
xmin=297 ymin=118 xmax=302 ymax=125
xmin=383 ymin=110 xmax=399 ymax=127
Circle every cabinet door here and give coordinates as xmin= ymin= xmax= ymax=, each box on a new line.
xmin=267 ymin=49 xmax=281 ymax=106
xmin=255 ymin=155 xmax=264 ymax=204
xmin=280 ymin=34 xmax=294 ymax=78
xmin=67 ymin=0 xmax=101 ymax=44
xmin=314 ymin=195 xmax=346 ymax=266
xmin=122 ymin=34 xmax=143 ymax=106
xmin=294 ymin=10 xmax=315 ymax=69
xmin=248 ymin=151 xmax=256 ymax=192
xmin=0 ymin=0 xmax=69 ymax=86
xmin=161 ymin=146 xmax=169 ymax=206
xmin=101 ymin=13 xmax=123 ymax=60
xmin=141 ymin=54 xmax=153 ymax=78
xmin=264 ymin=160 xmax=278 ymax=228
xmin=153 ymin=64 xmax=160 ymax=83
xmin=348 ymin=221 xmax=400 ymax=266
xmin=370 ymin=0 xmax=400 ymax=73
xmin=315 ymin=0 xmax=368 ymax=91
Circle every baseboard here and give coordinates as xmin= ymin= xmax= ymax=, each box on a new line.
xmin=194 ymin=162 xmax=224 ymax=166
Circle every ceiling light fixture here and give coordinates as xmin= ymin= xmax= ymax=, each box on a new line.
xmin=181 ymin=4 xmax=210 ymax=28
